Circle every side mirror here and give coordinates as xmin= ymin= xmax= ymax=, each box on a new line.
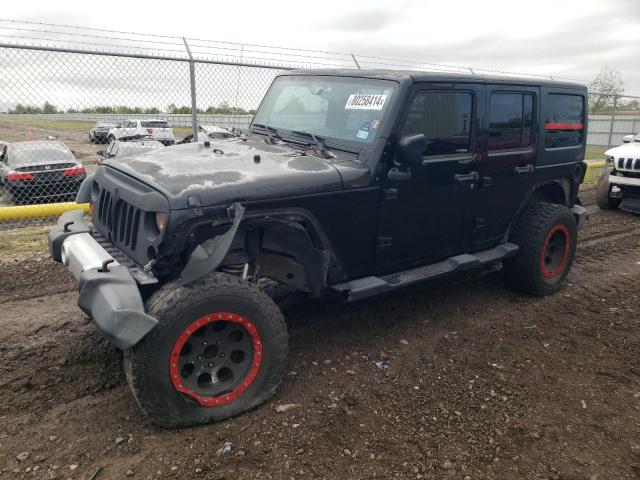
xmin=396 ymin=134 xmax=426 ymax=165
xmin=622 ymin=134 xmax=634 ymax=143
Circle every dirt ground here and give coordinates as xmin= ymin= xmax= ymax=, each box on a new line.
xmin=0 ymin=185 xmax=639 ymax=480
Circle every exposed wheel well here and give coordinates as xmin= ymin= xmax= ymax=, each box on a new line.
xmin=528 ymin=181 xmax=568 ymax=206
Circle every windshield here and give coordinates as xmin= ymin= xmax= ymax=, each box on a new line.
xmin=119 ymin=142 xmax=163 ymax=156
xmin=252 ymin=76 xmax=399 ymax=146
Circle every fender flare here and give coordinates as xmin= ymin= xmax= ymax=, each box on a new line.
xmin=502 ymin=178 xmax=571 ymax=242
xmin=75 ymin=173 xmax=95 ymax=203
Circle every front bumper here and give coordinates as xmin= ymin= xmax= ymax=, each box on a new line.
xmin=48 ymin=209 xmax=158 ymax=350
xmin=608 ymin=173 xmax=640 ymax=187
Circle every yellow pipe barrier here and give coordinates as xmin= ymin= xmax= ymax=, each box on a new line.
xmin=0 ymin=202 xmax=90 ymax=221
xmin=584 ymin=161 xmax=606 ymax=184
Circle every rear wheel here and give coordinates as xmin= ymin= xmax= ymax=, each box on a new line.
xmin=595 ymin=173 xmax=621 ymax=210
xmin=504 ymin=202 xmax=577 ymax=296
xmin=124 ymin=272 xmax=288 ymax=428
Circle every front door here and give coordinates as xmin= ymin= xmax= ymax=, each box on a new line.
xmin=376 ymin=83 xmax=484 ymax=271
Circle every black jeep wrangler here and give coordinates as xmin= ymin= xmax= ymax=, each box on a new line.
xmin=49 ymin=70 xmax=588 ymax=427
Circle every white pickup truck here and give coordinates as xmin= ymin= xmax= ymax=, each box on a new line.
xmin=108 ymin=119 xmax=175 ymax=145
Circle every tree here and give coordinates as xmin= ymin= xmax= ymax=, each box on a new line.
xmin=42 ymin=101 xmax=58 ymax=114
xmin=588 ymin=66 xmax=624 ymax=114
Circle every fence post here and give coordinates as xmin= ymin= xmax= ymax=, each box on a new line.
xmin=607 ymin=95 xmax=618 ymax=148
xmin=350 ymin=53 xmax=361 ymax=69
xmin=183 ymin=37 xmax=199 ymax=142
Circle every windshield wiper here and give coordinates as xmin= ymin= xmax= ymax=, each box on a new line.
xmin=290 ymin=130 xmax=335 ymax=159
xmin=252 ymin=123 xmax=281 ymax=144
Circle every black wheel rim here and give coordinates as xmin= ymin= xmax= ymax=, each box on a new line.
xmin=169 ymin=312 xmax=262 ymax=407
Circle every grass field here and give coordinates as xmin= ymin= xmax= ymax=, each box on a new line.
xmin=0 ymin=117 xmax=193 ymax=137
xmin=585 ymin=145 xmax=607 ymax=160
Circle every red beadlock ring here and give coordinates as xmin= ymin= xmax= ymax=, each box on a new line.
xmin=169 ymin=312 xmax=263 ymax=407
xmin=540 ymin=224 xmax=570 ymax=279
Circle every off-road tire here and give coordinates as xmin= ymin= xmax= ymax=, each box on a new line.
xmin=595 ymin=173 xmax=621 ymax=210
xmin=504 ymin=202 xmax=577 ymax=296
xmin=124 ymin=272 xmax=288 ymax=428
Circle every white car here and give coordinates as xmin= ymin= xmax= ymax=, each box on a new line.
xmin=177 ymin=125 xmax=238 ymax=144
xmin=108 ymin=119 xmax=175 ymax=145
xmin=89 ymin=121 xmax=116 ymax=144
xmin=596 ymin=133 xmax=640 ymax=212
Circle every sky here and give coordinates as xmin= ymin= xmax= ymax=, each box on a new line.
xmin=2 ymin=0 xmax=640 ymax=95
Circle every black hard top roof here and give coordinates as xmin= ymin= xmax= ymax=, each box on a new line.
xmin=283 ymin=68 xmax=586 ymax=90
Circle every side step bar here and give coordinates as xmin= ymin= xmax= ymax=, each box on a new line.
xmin=329 ymin=243 xmax=519 ymax=302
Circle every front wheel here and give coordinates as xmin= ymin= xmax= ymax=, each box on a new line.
xmin=595 ymin=173 xmax=621 ymax=210
xmin=124 ymin=272 xmax=288 ymax=428
xmin=504 ymin=202 xmax=577 ymax=296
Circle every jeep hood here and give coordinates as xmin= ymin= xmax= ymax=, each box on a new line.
xmin=605 ymin=142 xmax=640 ymax=159
xmin=104 ymin=138 xmax=366 ymax=209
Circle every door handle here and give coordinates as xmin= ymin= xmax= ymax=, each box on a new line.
xmin=454 ymin=171 xmax=479 ymax=184
xmin=514 ymin=164 xmax=535 ymax=175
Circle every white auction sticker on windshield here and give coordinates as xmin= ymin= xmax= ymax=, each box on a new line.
xmin=345 ymin=94 xmax=388 ymax=110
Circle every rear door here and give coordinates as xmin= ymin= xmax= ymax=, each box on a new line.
xmin=377 ymin=82 xmax=484 ymax=269
xmin=474 ymin=85 xmax=539 ymax=248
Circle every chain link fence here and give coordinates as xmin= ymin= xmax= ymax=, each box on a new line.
xmin=1 ymin=19 xmax=639 ymax=254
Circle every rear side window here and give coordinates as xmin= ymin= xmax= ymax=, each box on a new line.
xmin=142 ymin=121 xmax=170 ymax=128
xmin=488 ymin=93 xmax=534 ymax=150
xmin=544 ymin=94 xmax=584 ymax=148
xmin=402 ymin=91 xmax=473 ymax=156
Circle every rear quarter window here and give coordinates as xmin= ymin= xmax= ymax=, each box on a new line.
xmin=142 ymin=121 xmax=170 ymax=128
xmin=544 ymin=94 xmax=584 ymax=149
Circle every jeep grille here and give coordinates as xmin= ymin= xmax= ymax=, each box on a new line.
xmin=95 ymin=187 xmax=141 ymax=251
xmin=618 ymin=157 xmax=640 ymax=172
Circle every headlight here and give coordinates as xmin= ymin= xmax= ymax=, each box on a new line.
xmin=605 ymin=156 xmax=615 ymax=168
xmin=155 ymin=212 xmax=168 ymax=232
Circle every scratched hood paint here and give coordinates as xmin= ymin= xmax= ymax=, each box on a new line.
xmin=104 ymin=137 xmax=355 ymax=209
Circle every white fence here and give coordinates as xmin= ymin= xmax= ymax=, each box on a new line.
xmin=2 ymin=113 xmax=255 ymax=130
xmin=587 ymin=114 xmax=640 ymax=147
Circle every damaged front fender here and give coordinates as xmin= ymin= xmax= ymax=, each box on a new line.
xmin=178 ymin=203 xmax=246 ymax=286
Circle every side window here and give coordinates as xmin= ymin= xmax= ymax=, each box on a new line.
xmin=544 ymin=94 xmax=584 ymax=148
xmin=403 ymin=91 xmax=473 ymax=156
xmin=488 ymin=93 xmax=534 ymax=150
xmin=128 ymin=121 xmax=137 ymax=128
